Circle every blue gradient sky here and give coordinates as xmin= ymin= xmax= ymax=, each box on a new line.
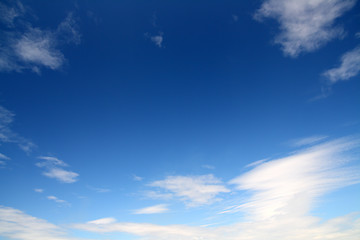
xmin=1 ymin=1 xmax=360 ymax=240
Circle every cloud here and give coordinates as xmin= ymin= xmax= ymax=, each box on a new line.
xmin=146 ymin=32 xmax=164 ymax=48
xmin=229 ymin=137 xmax=360 ymax=220
xmin=255 ymin=0 xmax=356 ymax=57
xmin=289 ymin=135 xmax=328 ymax=147
xmin=133 ymin=174 xmax=143 ymax=181
xmin=0 ymin=105 xmax=35 ymax=153
xmin=73 ymin=219 xmax=213 ymax=239
xmin=0 ymin=153 xmax=10 ymax=165
xmin=34 ymin=188 xmax=44 ymax=193
xmin=202 ymin=164 xmax=215 ymax=170
xmin=36 ymin=156 xmax=79 ymax=183
xmin=133 ymin=204 xmax=169 ymax=214
xmin=88 ymin=218 xmax=117 ymax=225
xmin=87 ymin=185 xmax=111 ymax=193
xmin=232 ymin=14 xmax=239 ymax=22
xmin=323 ymin=45 xmax=360 ymax=84
xmin=47 ymin=196 xmax=70 ymax=206
xmin=0 ymin=1 xmax=80 ymax=73
xmin=149 ymin=174 xmax=230 ymax=207
xmin=0 ymin=205 xmax=74 ymax=240
xmin=73 ymin=137 xmax=360 ymax=240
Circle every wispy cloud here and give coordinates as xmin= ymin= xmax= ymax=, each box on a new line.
xmin=73 ymin=137 xmax=360 ymax=240
xmin=202 ymin=164 xmax=215 ymax=170
xmin=323 ymin=45 xmax=360 ymax=85
xmin=149 ymin=174 xmax=230 ymax=207
xmin=133 ymin=174 xmax=143 ymax=181
xmin=36 ymin=156 xmax=79 ymax=183
xmin=229 ymin=137 xmax=360 ymax=220
xmin=255 ymin=0 xmax=356 ymax=57
xmin=0 ymin=205 xmax=74 ymax=240
xmin=87 ymin=185 xmax=111 ymax=193
xmin=47 ymin=196 xmax=70 ymax=206
xmin=133 ymin=204 xmax=169 ymax=214
xmin=0 ymin=1 xmax=80 ymax=73
xmin=0 ymin=105 xmax=35 ymax=153
xmin=289 ymin=135 xmax=328 ymax=147
xmin=146 ymin=32 xmax=164 ymax=48
xmin=34 ymin=188 xmax=44 ymax=193
xmin=0 ymin=153 xmax=10 ymax=165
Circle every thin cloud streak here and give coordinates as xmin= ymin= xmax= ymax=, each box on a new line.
xmin=133 ymin=204 xmax=169 ymax=214
xmin=289 ymin=135 xmax=328 ymax=147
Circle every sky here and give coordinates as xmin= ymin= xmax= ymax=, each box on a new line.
xmin=0 ymin=0 xmax=360 ymax=239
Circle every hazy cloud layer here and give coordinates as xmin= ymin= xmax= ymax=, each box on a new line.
xmin=255 ymin=0 xmax=356 ymax=57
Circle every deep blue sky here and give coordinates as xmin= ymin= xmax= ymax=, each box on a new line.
xmin=0 ymin=1 xmax=360 ymax=240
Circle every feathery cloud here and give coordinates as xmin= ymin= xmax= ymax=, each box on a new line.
xmin=146 ymin=32 xmax=164 ymax=48
xmin=289 ymin=135 xmax=328 ymax=147
xmin=133 ymin=204 xmax=169 ymax=214
xmin=73 ymin=137 xmax=360 ymax=240
xmin=149 ymin=174 xmax=230 ymax=207
xmin=0 ymin=105 xmax=35 ymax=153
xmin=323 ymin=45 xmax=360 ymax=84
xmin=36 ymin=156 xmax=79 ymax=183
xmin=34 ymin=188 xmax=44 ymax=193
xmin=0 ymin=205 xmax=74 ymax=240
xmin=0 ymin=1 xmax=80 ymax=73
xmin=255 ymin=0 xmax=356 ymax=57
xmin=47 ymin=196 xmax=69 ymax=206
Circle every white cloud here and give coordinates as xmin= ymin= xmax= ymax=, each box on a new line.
xmin=202 ymin=164 xmax=215 ymax=170
xmin=88 ymin=217 xmax=117 ymax=225
xmin=229 ymin=137 xmax=360 ymax=220
xmin=0 ymin=1 xmax=80 ymax=73
xmin=73 ymin=137 xmax=360 ymax=240
xmin=73 ymin=219 xmax=213 ymax=239
xmin=36 ymin=156 xmax=79 ymax=183
xmin=43 ymin=168 xmax=79 ymax=184
xmin=0 ymin=105 xmax=35 ymax=153
xmin=323 ymin=45 xmax=360 ymax=84
xmin=133 ymin=204 xmax=169 ymax=214
xmin=289 ymin=135 xmax=328 ymax=147
xmin=143 ymin=190 xmax=173 ymax=200
xmin=149 ymin=174 xmax=230 ymax=207
xmin=34 ymin=188 xmax=44 ymax=193
xmin=133 ymin=174 xmax=143 ymax=181
xmin=146 ymin=32 xmax=164 ymax=48
xmin=255 ymin=0 xmax=356 ymax=57
xmin=47 ymin=196 xmax=69 ymax=206
xmin=87 ymin=185 xmax=111 ymax=193
xmin=0 ymin=153 xmax=10 ymax=160
xmin=14 ymin=28 xmax=64 ymax=70
xmin=0 ymin=205 xmax=74 ymax=240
